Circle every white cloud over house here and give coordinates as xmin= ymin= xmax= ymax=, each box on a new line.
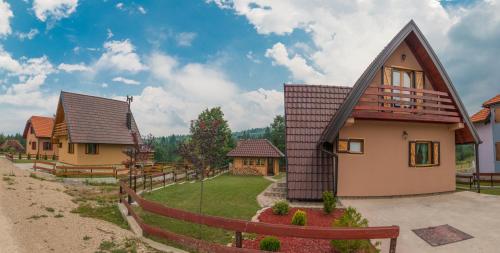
xmin=0 ymin=0 xmax=13 ymax=36
xmin=176 ymin=32 xmax=197 ymax=47
xmin=32 ymin=0 xmax=79 ymax=22
xmin=58 ymin=63 xmax=90 ymax=72
xmin=94 ymin=39 xmax=147 ymax=73
xmin=112 ymin=76 xmax=140 ymax=85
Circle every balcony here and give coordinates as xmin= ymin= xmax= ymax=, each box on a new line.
xmin=53 ymin=122 xmax=68 ymax=137
xmin=352 ymin=85 xmax=461 ymax=123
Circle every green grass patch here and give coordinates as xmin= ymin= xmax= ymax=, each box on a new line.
xmin=141 ymin=174 xmax=271 ymax=244
xmin=71 ymin=204 xmax=129 ymax=229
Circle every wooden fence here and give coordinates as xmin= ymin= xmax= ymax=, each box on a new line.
xmin=119 ymin=170 xmax=400 ymax=253
xmin=456 ymin=173 xmax=500 ymax=189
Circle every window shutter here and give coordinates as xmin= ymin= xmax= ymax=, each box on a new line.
xmin=338 ymin=139 xmax=348 ymax=153
xmin=409 ymin=141 xmax=416 ymax=167
xmin=432 ymin=142 xmax=440 ymax=165
xmin=382 ymin=67 xmax=392 ymax=107
xmin=415 ymin=71 xmax=424 ymax=109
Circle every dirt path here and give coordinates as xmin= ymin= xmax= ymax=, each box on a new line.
xmin=0 ymin=158 xmax=154 ymax=253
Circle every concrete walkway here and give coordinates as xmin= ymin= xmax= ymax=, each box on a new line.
xmin=342 ymin=191 xmax=500 ymax=253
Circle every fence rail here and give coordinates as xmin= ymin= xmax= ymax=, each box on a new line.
xmin=119 ymin=168 xmax=399 ymax=253
xmin=456 ymin=173 xmax=500 ymax=189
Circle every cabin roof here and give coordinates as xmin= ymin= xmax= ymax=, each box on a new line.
xmin=227 ymin=139 xmax=284 ymax=158
xmin=23 ymin=116 xmax=54 ymax=138
xmin=0 ymin=139 xmax=25 ymax=152
xmin=483 ymin=94 xmax=500 ymax=108
xmin=471 ymin=108 xmax=490 ymax=123
xmin=58 ymin=91 xmax=141 ymax=144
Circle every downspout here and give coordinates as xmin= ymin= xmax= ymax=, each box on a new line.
xmin=320 ymin=136 xmax=339 ymax=197
xmin=475 ymin=143 xmax=480 ymax=193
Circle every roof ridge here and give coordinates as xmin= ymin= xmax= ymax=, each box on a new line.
xmin=285 ymin=83 xmax=352 ymax=89
xmin=61 ymin=91 xmax=127 ymax=104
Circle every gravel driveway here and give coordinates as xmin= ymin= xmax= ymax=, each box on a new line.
xmin=341 ymin=191 xmax=500 ymax=253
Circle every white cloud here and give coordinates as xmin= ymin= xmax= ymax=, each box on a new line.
xmin=128 ymin=52 xmax=283 ymax=135
xmin=57 ymin=63 xmax=90 ymax=72
xmin=138 ymin=5 xmax=147 ymax=14
xmin=0 ymin=0 xmax=13 ymax=37
xmin=94 ymin=39 xmax=146 ymax=73
xmin=33 ymin=0 xmax=79 ymax=22
xmin=16 ymin=29 xmax=39 ymax=41
xmin=246 ymin=51 xmax=261 ymax=63
xmin=106 ymin=28 xmax=114 ymax=39
xmin=176 ymin=32 xmax=197 ymax=47
xmin=112 ymin=76 xmax=140 ymax=85
xmin=116 ymin=2 xmax=124 ymax=10
xmin=211 ymin=0 xmax=456 ymax=85
xmin=101 ymin=82 xmax=108 ymax=88
xmin=265 ymin=42 xmax=324 ymax=83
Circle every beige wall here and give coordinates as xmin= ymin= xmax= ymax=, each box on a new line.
xmin=57 ymin=137 xmax=130 ymax=166
xmin=232 ymin=157 xmax=279 ymax=176
xmin=337 ymin=120 xmax=455 ymax=197
xmin=25 ymin=130 xmax=58 ymax=157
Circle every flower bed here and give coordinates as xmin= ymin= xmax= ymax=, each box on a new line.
xmin=243 ymin=207 xmax=345 ymax=252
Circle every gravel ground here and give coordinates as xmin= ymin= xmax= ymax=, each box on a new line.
xmin=0 ymin=158 xmax=155 ymax=253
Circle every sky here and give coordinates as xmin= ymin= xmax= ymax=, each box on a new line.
xmin=0 ymin=0 xmax=498 ymax=136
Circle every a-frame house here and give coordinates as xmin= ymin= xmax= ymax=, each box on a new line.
xmin=284 ymin=20 xmax=480 ymax=200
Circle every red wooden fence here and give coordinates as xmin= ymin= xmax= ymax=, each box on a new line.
xmin=119 ymin=173 xmax=399 ymax=253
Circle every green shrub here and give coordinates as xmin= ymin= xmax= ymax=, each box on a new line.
xmin=18 ymin=153 xmax=22 ymax=160
xmin=259 ymin=236 xmax=281 ymax=252
xmin=43 ymin=154 xmax=48 ymax=160
xmin=27 ymin=154 xmax=31 ymax=160
xmin=52 ymin=154 xmax=56 ymax=160
xmin=291 ymin=210 xmax=307 ymax=226
xmin=272 ymin=201 xmax=290 ymax=215
xmin=331 ymin=207 xmax=373 ymax=253
xmin=322 ymin=191 xmax=336 ymax=214
xmin=35 ymin=154 xmax=39 ymax=160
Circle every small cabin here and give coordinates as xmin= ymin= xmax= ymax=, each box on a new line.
xmin=471 ymin=94 xmax=500 ymax=173
xmin=23 ymin=116 xmax=58 ymax=157
xmin=227 ymin=139 xmax=284 ymax=176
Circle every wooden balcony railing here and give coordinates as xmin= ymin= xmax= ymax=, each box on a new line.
xmin=53 ymin=122 xmax=68 ymax=137
xmin=352 ymin=85 xmax=460 ymax=123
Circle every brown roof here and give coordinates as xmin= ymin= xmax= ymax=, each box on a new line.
xmin=60 ymin=91 xmax=141 ymax=144
xmin=227 ymin=139 xmax=284 ymax=158
xmin=23 ymin=116 xmax=54 ymax=138
xmin=285 ymin=84 xmax=351 ymax=200
xmin=471 ymin=108 xmax=490 ymax=123
xmin=483 ymin=94 xmax=500 ymax=107
xmin=0 ymin=139 xmax=25 ymax=152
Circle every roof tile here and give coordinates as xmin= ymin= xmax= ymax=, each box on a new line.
xmin=227 ymin=139 xmax=284 ymax=158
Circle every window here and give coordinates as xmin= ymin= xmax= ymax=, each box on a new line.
xmin=243 ymin=159 xmax=249 ymax=165
xmin=58 ymin=142 xmax=62 ymax=149
xmin=256 ymin=159 xmax=265 ymax=166
xmin=68 ymin=143 xmax=74 ymax=154
xmin=249 ymin=159 xmax=254 ymax=165
xmin=392 ymin=68 xmax=413 ymax=107
xmin=42 ymin=142 xmax=52 ymax=150
xmin=338 ymin=139 xmax=364 ymax=154
xmin=30 ymin=127 xmax=34 ymax=134
xmin=409 ymin=141 xmax=440 ymax=166
xmin=496 ymin=142 xmax=500 ymax=161
xmin=31 ymin=141 xmax=36 ymax=150
xmin=85 ymin=144 xmax=99 ymax=154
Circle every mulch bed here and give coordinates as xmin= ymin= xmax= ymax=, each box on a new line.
xmin=242 ymin=207 xmax=345 ymax=253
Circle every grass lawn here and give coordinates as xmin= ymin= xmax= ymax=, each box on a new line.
xmin=13 ymin=159 xmax=55 ymax=164
xmin=140 ymin=174 xmax=272 ymax=244
xmin=456 ymin=183 xmax=500 ymax=196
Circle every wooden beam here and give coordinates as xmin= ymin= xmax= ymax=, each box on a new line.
xmin=359 ymin=97 xmax=456 ymax=110
xmin=363 ymin=91 xmax=453 ymax=103
xmin=344 ymin=117 xmax=355 ymax=127
xmin=354 ymin=105 xmax=460 ymax=116
xmin=449 ymin=122 xmax=464 ymax=131
xmin=352 ymin=111 xmax=461 ymax=123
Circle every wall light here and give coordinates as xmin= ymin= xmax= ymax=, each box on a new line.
xmin=401 ymin=54 xmax=407 ymax=62
xmin=402 ymin=131 xmax=409 ymax=140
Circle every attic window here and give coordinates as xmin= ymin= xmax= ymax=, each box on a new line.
xmin=338 ymin=139 xmax=364 ymax=154
xmin=30 ymin=127 xmax=34 ymax=134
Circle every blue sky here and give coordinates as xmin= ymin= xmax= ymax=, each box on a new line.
xmin=0 ymin=0 xmax=498 ymax=135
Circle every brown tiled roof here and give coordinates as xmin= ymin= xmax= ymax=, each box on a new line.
xmin=61 ymin=91 xmax=141 ymax=144
xmin=227 ymin=139 xmax=284 ymax=158
xmin=471 ymin=108 xmax=490 ymax=123
xmin=285 ymin=84 xmax=351 ymax=200
xmin=23 ymin=116 xmax=54 ymax=138
xmin=483 ymin=94 xmax=500 ymax=107
xmin=0 ymin=139 xmax=25 ymax=152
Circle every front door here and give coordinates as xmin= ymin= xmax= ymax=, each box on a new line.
xmin=267 ymin=158 xmax=274 ymax=176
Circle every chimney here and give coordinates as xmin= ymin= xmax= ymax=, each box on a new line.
xmin=126 ymin=95 xmax=133 ymax=130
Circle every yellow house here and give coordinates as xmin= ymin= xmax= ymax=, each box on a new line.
xmin=23 ymin=116 xmax=58 ymax=157
xmin=227 ymin=139 xmax=284 ymax=176
xmin=51 ymin=91 xmax=142 ymax=166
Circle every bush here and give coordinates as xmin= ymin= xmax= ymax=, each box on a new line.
xmin=27 ymin=154 xmax=31 ymax=160
xmin=18 ymin=153 xmax=22 ymax=160
xmin=272 ymin=201 xmax=290 ymax=215
xmin=331 ymin=207 xmax=373 ymax=253
xmin=259 ymin=236 xmax=281 ymax=252
xmin=35 ymin=154 xmax=39 ymax=160
xmin=291 ymin=210 xmax=307 ymax=226
xmin=52 ymin=154 xmax=56 ymax=160
xmin=322 ymin=191 xmax=336 ymax=214
xmin=43 ymin=154 xmax=48 ymax=160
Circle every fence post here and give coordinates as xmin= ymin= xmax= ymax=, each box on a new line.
xmin=143 ymin=174 xmax=146 ymax=190
xmin=33 ymin=160 xmax=37 ymax=171
xmin=163 ymin=172 xmax=166 ymax=187
xmin=150 ymin=175 xmax=153 ymax=191
xmin=119 ymin=184 xmax=122 ymax=203
xmin=491 ymin=175 xmax=493 ymax=187
xmin=389 ymin=237 xmax=397 ymax=253
xmin=235 ymin=231 xmax=242 ymax=248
